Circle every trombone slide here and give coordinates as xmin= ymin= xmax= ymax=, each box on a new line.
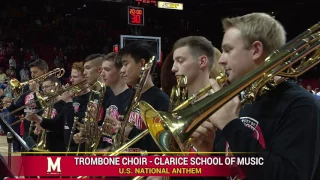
xmin=109 ymin=129 xmax=149 ymax=156
xmin=66 ymin=117 xmax=79 ymax=153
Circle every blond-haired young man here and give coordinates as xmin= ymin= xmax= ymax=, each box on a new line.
xmin=208 ymin=12 xmax=320 ymax=180
xmin=171 ymin=36 xmax=223 ymax=152
xmin=147 ymin=37 xmax=225 ymax=180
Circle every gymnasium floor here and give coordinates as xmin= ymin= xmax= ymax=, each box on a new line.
xmin=0 ymin=135 xmax=8 ymax=156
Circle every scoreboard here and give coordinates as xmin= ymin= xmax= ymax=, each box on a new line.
xmin=127 ymin=6 xmax=144 ymax=26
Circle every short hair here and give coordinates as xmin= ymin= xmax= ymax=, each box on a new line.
xmin=29 ymin=59 xmax=49 ymax=72
xmin=161 ymin=52 xmax=177 ymax=96
xmin=72 ymin=62 xmax=84 ymax=74
xmin=210 ymin=48 xmax=224 ymax=79
xmin=222 ymin=12 xmax=286 ymax=54
xmin=84 ymin=53 xmax=104 ymax=62
xmin=103 ymin=52 xmax=122 ymax=69
xmin=43 ymin=76 xmax=61 ymax=87
xmin=118 ymin=41 xmax=156 ymax=73
xmin=172 ymin=36 xmax=215 ymax=71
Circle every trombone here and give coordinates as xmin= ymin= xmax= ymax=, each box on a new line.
xmin=109 ymin=56 xmax=156 ymax=151
xmin=8 ymin=80 xmax=89 ymax=127
xmin=131 ymin=74 xmax=227 ymax=180
xmin=76 ymin=76 xmax=106 ymax=153
xmin=10 ymin=68 xmax=65 ymax=101
xmin=138 ymin=22 xmax=320 ymax=152
xmin=108 ymin=73 xmax=228 ymax=156
xmin=133 ymin=75 xmax=188 ymax=180
xmin=3 ymin=68 xmax=66 ymax=118
xmin=76 ymin=57 xmax=157 ymax=179
xmin=110 ymin=21 xmax=320 ymax=155
xmin=169 ymin=75 xmax=187 ymax=112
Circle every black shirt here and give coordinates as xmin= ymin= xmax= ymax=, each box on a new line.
xmin=99 ymin=88 xmax=134 ymax=148
xmin=63 ymin=91 xmax=91 ymax=151
xmin=7 ymin=85 xmax=42 ymax=135
xmin=40 ymin=100 xmax=67 ymax=152
xmin=65 ymin=91 xmax=91 ymax=129
xmin=128 ymin=86 xmax=170 ymax=152
xmin=64 ymin=87 xmax=114 ymax=151
xmin=215 ymin=80 xmax=320 ymax=180
xmin=99 ymin=86 xmax=115 ymax=126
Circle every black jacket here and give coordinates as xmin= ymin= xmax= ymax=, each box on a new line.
xmin=40 ymin=100 xmax=71 ymax=152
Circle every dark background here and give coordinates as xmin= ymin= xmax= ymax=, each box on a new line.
xmin=0 ymin=0 xmax=319 ymax=79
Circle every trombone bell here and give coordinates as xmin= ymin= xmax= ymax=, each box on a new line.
xmin=10 ymin=78 xmax=21 ymax=87
xmin=139 ymin=101 xmax=184 ymax=152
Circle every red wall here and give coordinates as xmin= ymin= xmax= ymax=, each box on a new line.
xmin=301 ymin=78 xmax=320 ymax=89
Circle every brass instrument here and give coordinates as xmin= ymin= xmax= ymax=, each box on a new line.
xmin=169 ymin=75 xmax=187 ymax=112
xmin=32 ymin=105 xmax=53 ymax=152
xmin=66 ymin=117 xmax=79 ymax=153
xmin=8 ymin=80 xmax=89 ymax=126
xmin=100 ymin=108 xmax=112 ymax=137
xmin=10 ymin=68 xmax=65 ymax=101
xmin=173 ymin=72 xmax=227 ymax=111
xmin=36 ymin=80 xmax=88 ymax=108
xmin=132 ymin=75 xmax=189 ymax=180
xmin=92 ymin=107 xmax=113 ymax=152
xmin=137 ymin=22 xmax=320 ymax=152
xmin=33 ymin=81 xmax=61 ymax=152
xmin=108 ymin=73 xmax=227 ymax=156
xmin=77 ymin=77 xmax=106 ymax=153
xmin=109 ymin=56 xmax=156 ymax=151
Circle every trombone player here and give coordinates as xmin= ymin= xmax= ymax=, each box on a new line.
xmin=171 ymin=37 xmax=225 ymax=153
xmin=6 ymin=59 xmax=49 ymax=139
xmin=64 ymin=61 xmax=91 ymax=152
xmin=97 ymin=52 xmax=133 ymax=151
xmin=25 ymin=76 xmax=68 ymax=152
xmin=146 ymin=37 xmax=224 ymax=180
xmin=72 ymin=54 xmax=113 ymax=151
xmin=207 ymin=13 xmax=320 ymax=179
xmin=109 ymin=41 xmax=170 ymax=153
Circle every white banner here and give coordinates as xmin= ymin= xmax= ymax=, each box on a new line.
xmin=157 ymin=1 xmax=183 ymax=10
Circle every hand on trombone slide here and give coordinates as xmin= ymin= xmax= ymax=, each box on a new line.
xmin=99 ymin=121 xmax=117 ymax=135
xmin=25 ymin=113 xmax=42 ymax=125
xmin=208 ymin=78 xmax=241 ymax=130
xmin=73 ymin=123 xmax=87 ymax=144
xmin=104 ymin=114 xmax=133 ymax=141
xmin=73 ymin=132 xmax=87 ymax=144
xmin=190 ymin=120 xmax=217 ymax=153
xmin=87 ymin=101 xmax=99 ymax=119
xmin=34 ymin=125 xmax=44 ymax=135
xmin=103 ymin=115 xmax=121 ymax=133
xmin=29 ymin=80 xmax=40 ymax=92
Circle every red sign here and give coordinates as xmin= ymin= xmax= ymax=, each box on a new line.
xmin=135 ymin=0 xmax=157 ymax=6
xmin=128 ymin=6 xmax=144 ymax=26
xmin=113 ymin=44 xmax=119 ymax=52
xmin=8 ymin=156 xmax=246 ymax=177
